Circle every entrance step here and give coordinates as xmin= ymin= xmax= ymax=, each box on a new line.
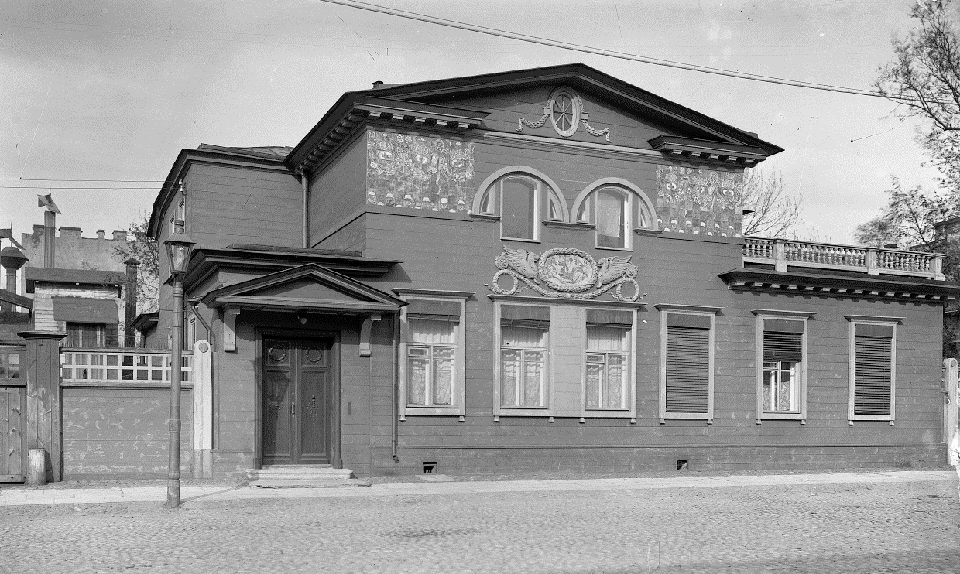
xmin=246 ymin=465 xmax=367 ymax=488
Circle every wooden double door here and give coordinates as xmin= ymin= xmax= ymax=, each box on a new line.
xmin=261 ymin=337 xmax=335 ymax=465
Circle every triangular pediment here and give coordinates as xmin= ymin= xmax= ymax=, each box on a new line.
xmin=369 ymin=64 xmax=781 ymax=153
xmin=202 ymin=263 xmax=404 ymax=314
xmin=287 ymin=63 xmax=781 ymax=172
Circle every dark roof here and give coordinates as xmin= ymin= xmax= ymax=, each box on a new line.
xmin=286 ymin=62 xmax=783 ymax=169
xmin=131 ymin=311 xmax=159 ymax=333
xmin=0 ymin=289 xmax=32 ymax=310
xmin=25 ymin=267 xmax=125 ymax=292
xmin=722 ymin=267 xmax=960 ymax=300
xmin=196 ymin=144 xmax=293 ymax=160
xmin=183 ymin=245 xmax=400 ymax=292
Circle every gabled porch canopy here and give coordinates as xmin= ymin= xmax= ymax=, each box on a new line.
xmin=201 ymin=263 xmax=406 ymax=314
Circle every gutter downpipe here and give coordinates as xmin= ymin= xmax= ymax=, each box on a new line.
xmin=301 ymin=169 xmax=309 ymax=248
xmin=392 ymin=312 xmax=400 ymax=463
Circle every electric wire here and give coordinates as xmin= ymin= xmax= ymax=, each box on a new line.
xmin=318 ymin=0 xmax=919 ymax=102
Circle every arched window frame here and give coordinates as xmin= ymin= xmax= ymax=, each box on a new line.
xmin=571 ymin=178 xmax=658 ymax=250
xmin=472 ymin=167 xmax=569 ymax=242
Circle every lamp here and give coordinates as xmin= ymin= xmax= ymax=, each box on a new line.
xmin=163 ymin=233 xmax=194 ymax=509
xmin=164 ymin=234 xmax=195 ymax=280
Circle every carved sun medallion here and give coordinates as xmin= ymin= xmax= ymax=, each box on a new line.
xmin=549 ymin=89 xmax=581 ymax=138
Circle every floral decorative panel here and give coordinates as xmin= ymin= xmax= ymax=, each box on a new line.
xmin=366 ymin=130 xmax=475 ymax=213
xmin=655 ymin=166 xmax=745 ymax=237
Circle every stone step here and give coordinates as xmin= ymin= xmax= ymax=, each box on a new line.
xmin=245 ymin=465 xmax=355 ymax=482
xmin=249 ymin=478 xmax=372 ymax=489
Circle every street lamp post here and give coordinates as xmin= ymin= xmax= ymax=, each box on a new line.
xmin=164 ymin=234 xmax=194 ymax=509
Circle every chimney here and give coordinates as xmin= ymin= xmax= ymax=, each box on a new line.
xmin=124 ymin=258 xmax=140 ymax=347
xmin=97 ymin=230 xmax=105 ymax=239
xmin=43 ymin=211 xmax=55 ymax=268
xmin=0 ymin=247 xmax=28 ymax=311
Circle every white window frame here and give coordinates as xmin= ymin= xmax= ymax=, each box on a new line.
xmin=397 ymin=294 xmax=466 ymax=418
xmin=753 ymin=310 xmax=813 ymax=424
xmin=657 ymin=304 xmax=720 ymax=423
xmin=577 ymin=188 xmax=634 ymax=250
xmin=847 ymin=316 xmax=901 ymax=424
xmin=493 ymin=301 xmax=551 ymax=418
xmin=582 ymin=308 xmax=637 ymax=415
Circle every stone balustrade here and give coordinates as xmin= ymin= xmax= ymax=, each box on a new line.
xmin=743 ymin=237 xmax=945 ymax=281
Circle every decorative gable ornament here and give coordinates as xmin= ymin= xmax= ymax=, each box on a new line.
xmin=490 ymin=247 xmax=640 ymax=301
xmin=517 ymin=88 xmax=612 ymax=142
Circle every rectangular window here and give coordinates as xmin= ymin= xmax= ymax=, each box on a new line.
xmin=585 ymin=309 xmax=632 ymax=410
xmin=849 ymin=321 xmax=896 ymax=421
xmin=500 ymin=178 xmax=537 ymax=240
xmin=759 ymin=316 xmax=806 ymax=419
xmin=500 ymin=304 xmax=549 ymax=408
xmin=170 ymin=197 xmax=185 ymax=234
xmin=398 ymin=295 xmax=465 ymax=417
xmin=65 ymin=322 xmax=117 ymax=348
xmin=406 ymin=319 xmax=456 ymax=407
xmin=660 ymin=310 xmax=715 ymax=421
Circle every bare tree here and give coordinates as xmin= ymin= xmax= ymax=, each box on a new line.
xmin=114 ymin=213 xmax=160 ymax=313
xmin=740 ymin=168 xmax=803 ymax=238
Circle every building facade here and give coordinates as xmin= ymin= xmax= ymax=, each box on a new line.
xmin=147 ymin=64 xmax=958 ymax=478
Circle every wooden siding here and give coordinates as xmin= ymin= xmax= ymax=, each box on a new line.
xmin=309 ymin=131 xmax=368 ymax=245
xmin=358 ymin=205 xmax=946 ymax=475
xmin=62 ymin=387 xmax=193 ymax=478
xmin=185 ymin=163 xmax=302 ymax=250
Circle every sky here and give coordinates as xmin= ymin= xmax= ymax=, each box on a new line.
xmin=0 ymin=0 xmax=947 ymax=248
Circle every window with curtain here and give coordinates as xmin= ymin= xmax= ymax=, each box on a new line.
xmin=406 ymin=318 xmax=456 ymax=407
xmin=585 ymin=309 xmax=632 ymax=410
xmin=761 ymin=319 xmax=804 ymax=414
xmin=576 ymin=186 xmax=655 ymax=249
xmin=65 ymin=322 xmax=117 ymax=348
xmin=500 ymin=305 xmax=549 ymax=408
xmin=400 ymin=296 xmax=465 ymax=415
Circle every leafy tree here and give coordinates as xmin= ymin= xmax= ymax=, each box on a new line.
xmin=114 ymin=213 xmax=160 ymax=313
xmin=875 ymin=0 xmax=960 ymax=193
xmin=740 ymin=168 xmax=803 ymax=238
xmin=854 ymin=177 xmax=954 ymax=248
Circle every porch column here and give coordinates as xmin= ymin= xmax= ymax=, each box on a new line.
xmin=18 ymin=330 xmax=66 ymax=482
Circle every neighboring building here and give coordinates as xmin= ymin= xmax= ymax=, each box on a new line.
xmin=145 ymin=64 xmax=959 ymax=479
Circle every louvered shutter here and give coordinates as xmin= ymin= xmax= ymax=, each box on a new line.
xmin=665 ymin=316 xmax=710 ymax=414
xmin=763 ymin=319 xmax=802 ymax=363
xmin=853 ymin=324 xmax=894 ymax=416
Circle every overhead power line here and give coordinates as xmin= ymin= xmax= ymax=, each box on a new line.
xmin=19 ymin=178 xmax=164 ymax=183
xmin=318 ymin=0 xmax=911 ymax=101
xmin=0 ymin=186 xmax=158 ymax=190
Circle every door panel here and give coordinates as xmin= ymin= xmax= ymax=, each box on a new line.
xmin=261 ymin=337 xmax=334 ymax=465
xmin=262 ymin=340 xmax=295 ymax=464
xmin=0 ymin=387 xmax=24 ymax=482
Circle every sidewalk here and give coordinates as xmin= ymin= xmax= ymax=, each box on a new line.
xmin=1 ymin=469 xmax=956 ymax=507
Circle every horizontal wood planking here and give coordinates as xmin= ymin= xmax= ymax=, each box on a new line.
xmin=62 ymin=388 xmax=193 ymax=477
xmin=309 ymin=132 xmax=367 ymax=244
xmin=186 ymin=164 xmax=303 ymax=249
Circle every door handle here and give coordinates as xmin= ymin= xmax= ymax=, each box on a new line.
xmin=291 ymin=403 xmax=295 ymax=416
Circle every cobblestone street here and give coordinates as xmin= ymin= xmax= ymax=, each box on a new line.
xmin=2 ymin=472 xmax=959 ymax=573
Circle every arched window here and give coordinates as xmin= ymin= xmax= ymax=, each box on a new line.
xmin=574 ymin=182 xmax=655 ymax=249
xmin=474 ymin=169 xmax=567 ymax=241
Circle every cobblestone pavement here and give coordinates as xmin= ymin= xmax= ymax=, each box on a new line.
xmin=2 ymin=475 xmax=958 ymax=573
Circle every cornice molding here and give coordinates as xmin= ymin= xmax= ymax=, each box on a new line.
xmin=751 ymin=309 xmax=817 ymax=318
xmin=654 ymin=303 xmax=723 ymax=314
